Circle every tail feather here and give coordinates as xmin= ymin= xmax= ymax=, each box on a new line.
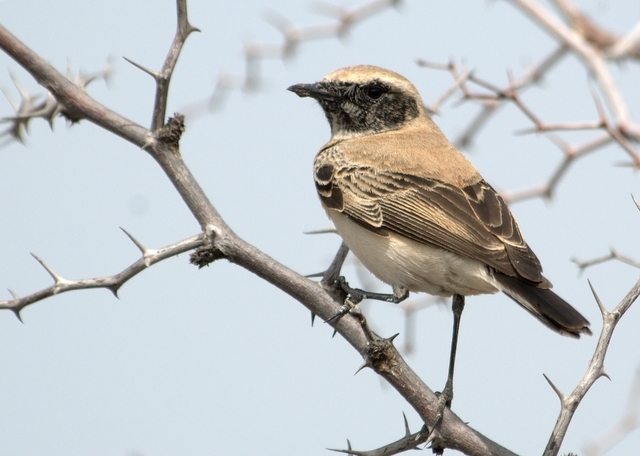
xmin=493 ymin=273 xmax=591 ymax=338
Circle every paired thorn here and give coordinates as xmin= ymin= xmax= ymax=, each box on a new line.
xmin=7 ymin=289 xmax=24 ymax=322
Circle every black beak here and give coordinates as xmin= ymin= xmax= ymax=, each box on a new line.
xmin=287 ymin=83 xmax=335 ymax=101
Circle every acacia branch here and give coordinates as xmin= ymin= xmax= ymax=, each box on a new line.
xmin=0 ymin=232 xmax=205 ymax=318
xmin=0 ymin=5 xmax=516 ymax=455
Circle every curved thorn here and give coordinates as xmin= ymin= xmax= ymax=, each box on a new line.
xmin=310 ymin=312 xmax=316 ymax=326
xmin=632 ymin=194 xmax=640 ymax=211
xmin=601 ymin=370 xmax=612 ymax=381
xmin=8 ymin=288 xmax=19 ymax=300
xmin=543 ymin=373 xmax=565 ymax=402
xmin=354 ymin=359 xmax=370 ymax=375
xmin=387 ymin=333 xmax=400 ymax=343
xmin=108 ymin=285 xmax=120 ymax=298
xmin=12 ymin=308 xmax=23 ymax=323
xmin=187 ymin=24 xmax=201 ymax=34
xmin=120 ymin=227 xmax=148 ymax=255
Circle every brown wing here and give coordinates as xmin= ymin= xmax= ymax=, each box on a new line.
xmin=314 ymin=163 xmax=544 ymax=283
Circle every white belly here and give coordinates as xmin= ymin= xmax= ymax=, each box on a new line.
xmin=328 ymin=211 xmax=499 ymax=297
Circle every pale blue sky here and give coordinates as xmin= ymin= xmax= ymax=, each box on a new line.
xmin=1 ymin=1 xmax=639 ymax=455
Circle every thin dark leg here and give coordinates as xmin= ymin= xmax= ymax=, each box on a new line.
xmin=430 ymin=293 xmax=465 ymax=434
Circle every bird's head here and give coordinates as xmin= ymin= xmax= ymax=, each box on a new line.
xmin=288 ymin=65 xmax=426 ymax=140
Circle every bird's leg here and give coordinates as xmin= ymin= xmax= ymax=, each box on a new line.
xmin=326 ymin=279 xmax=408 ymax=328
xmin=430 ymin=293 xmax=465 ymax=435
xmin=336 ymin=276 xmax=410 ymax=304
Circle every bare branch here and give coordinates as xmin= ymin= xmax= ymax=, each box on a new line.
xmin=542 ymin=278 xmax=640 ymax=456
xmin=607 ymin=20 xmax=640 ymax=59
xmin=0 ymin=233 xmax=206 ymax=317
xmin=328 ymin=415 xmax=430 ymax=456
xmin=572 ymin=248 xmax=640 ymax=272
xmin=196 ymin=0 xmax=400 ymax=112
xmin=506 ymin=0 xmax=640 ymax=138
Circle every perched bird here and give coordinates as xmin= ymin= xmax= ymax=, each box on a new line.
xmin=288 ymin=65 xmax=590 ymax=423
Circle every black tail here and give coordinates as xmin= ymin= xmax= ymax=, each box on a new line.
xmin=493 ymin=273 xmax=591 ymax=338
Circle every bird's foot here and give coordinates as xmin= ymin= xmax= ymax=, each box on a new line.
xmin=427 ymin=383 xmax=453 ymax=440
xmin=325 ymin=296 xmax=361 ymax=325
xmin=336 ymin=276 xmax=409 ymax=304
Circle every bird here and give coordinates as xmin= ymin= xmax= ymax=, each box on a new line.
xmin=288 ymin=65 xmax=591 ymax=426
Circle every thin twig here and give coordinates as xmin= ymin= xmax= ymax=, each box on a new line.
xmin=0 ymin=233 xmax=205 ymax=318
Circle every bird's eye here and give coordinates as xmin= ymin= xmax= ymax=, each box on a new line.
xmin=366 ymin=85 xmax=385 ymax=100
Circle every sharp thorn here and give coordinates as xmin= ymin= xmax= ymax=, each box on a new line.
xmin=311 ymin=312 xmax=316 ymax=326
xmin=303 ymin=228 xmax=338 ymax=235
xmin=402 ymin=411 xmax=411 ymax=436
xmin=109 ymin=286 xmax=120 ymax=298
xmin=122 ymin=56 xmax=160 ymax=80
xmin=8 ymin=289 xmax=19 ymax=299
xmin=354 ymin=359 xmax=370 ymax=375
xmin=120 ymin=227 xmax=148 ymax=255
xmin=332 ymin=327 xmax=338 ymax=338
xmin=12 ymin=308 xmax=23 ymax=323
xmin=30 ymin=253 xmax=65 ymax=284
xmin=305 ymin=271 xmax=325 ymax=278
xmin=387 ymin=333 xmax=400 ymax=343
xmin=587 ymin=279 xmax=608 ymax=317
xmin=543 ymin=373 xmax=565 ymax=401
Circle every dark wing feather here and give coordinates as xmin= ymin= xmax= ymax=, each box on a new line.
xmin=316 ymin=165 xmax=544 ymax=283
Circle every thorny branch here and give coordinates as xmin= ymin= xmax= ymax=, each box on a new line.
xmin=2 ymin=1 xmax=640 ymax=455
xmin=0 ymin=62 xmax=112 ymax=146
xmin=0 ymin=2 xmax=517 ymax=455
xmin=417 ymin=41 xmax=639 ymax=202
xmin=123 ymin=0 xmax=200 ymax=130
xmin=573 ymin=248 xmax=640 ymax=273
xmin=541 ymin=278 xmax=640 ymax=456
xmin=0 ymin=232 xmax=205 ymax=318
